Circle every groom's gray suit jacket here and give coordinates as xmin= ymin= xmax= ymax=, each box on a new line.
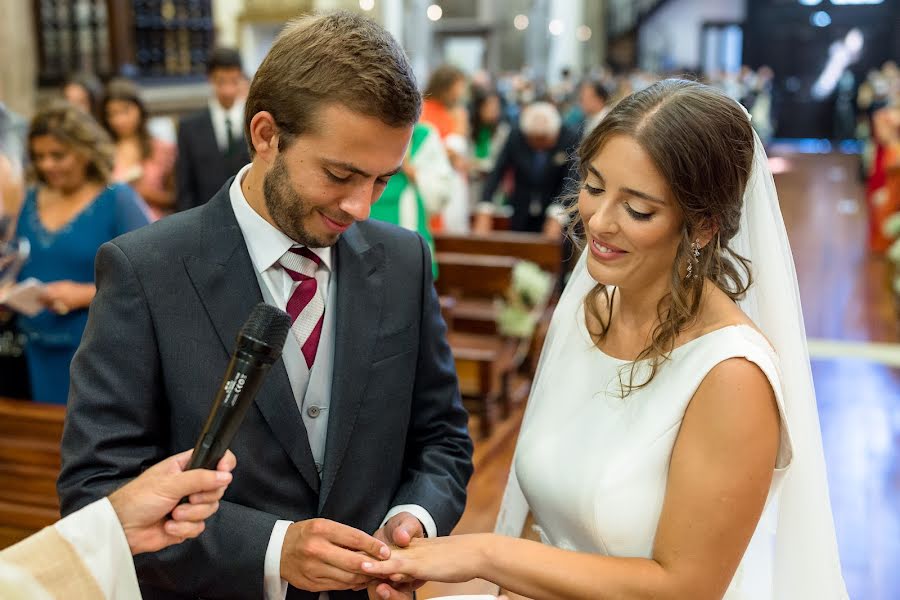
xmin=56 ymin=181 xmax=474 ymax=600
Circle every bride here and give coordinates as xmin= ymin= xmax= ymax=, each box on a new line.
xmin=363 ymin=79 xmax=848 ymax=599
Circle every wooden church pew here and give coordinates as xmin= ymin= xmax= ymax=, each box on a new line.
xmin=435 ymin=252 xmax=517 ymax=337
xmin=434 ymin=231 xmax=563 ymax=280
xmin=435 ymin=253 xmax=536 ymax=437
xmin=0 ymin=398 xmax=65 ymax=548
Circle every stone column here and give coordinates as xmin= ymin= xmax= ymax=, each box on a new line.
xmin=547 ymin=0 xmax=584 ymax=84
xmin=0 ymin=1 xmax=38 ymax=118
xmin=526 ymin=0 xmax=550 ymax=81
xmin=404 ymin=0 xmax=434 ymax=85
xmin=380 ymin=0 xmax=404 ymax=41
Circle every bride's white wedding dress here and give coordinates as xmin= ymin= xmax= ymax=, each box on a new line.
xmin=515 ymin=284 xmax=791 ymax=598
xmin=496 ymin=129 xmax=848 ymax=599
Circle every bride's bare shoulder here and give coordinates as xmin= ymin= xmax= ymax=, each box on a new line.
xmin=695 ymin=282 xmax=765 ymax=339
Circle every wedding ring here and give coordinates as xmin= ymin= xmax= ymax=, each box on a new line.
xmin=53 ymin=301 xmax=69 ymax=315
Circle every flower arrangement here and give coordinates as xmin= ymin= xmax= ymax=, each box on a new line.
xmin=885 ymin=211 xmax=900 ymax=305
xmin=496 ymin=261 xmax=553 ymax=338
xmin=884 ymin=212 xmax=900 ymax=242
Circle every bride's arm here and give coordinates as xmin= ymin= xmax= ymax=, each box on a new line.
xmin=365 ymin=358 xmax=780 ymax=600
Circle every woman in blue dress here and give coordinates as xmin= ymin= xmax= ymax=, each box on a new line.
xmin=15 ymin=101 xmax=150 ymax=404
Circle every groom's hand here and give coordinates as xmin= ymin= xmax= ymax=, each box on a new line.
xmin=367 ymin=581 xmax=418 ymax=600
xmin=281 ymin=518 xmax=390 ymax=592
xmin=368 ymin=575 xmax=428 ymax=600
xmin=375 ymin=512 xmax=424 ymax=548
xmin=371 ymin=512 xmax=426 ymax=599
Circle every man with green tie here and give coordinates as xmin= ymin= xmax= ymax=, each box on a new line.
xmin=176 ymin=47 xmax=252 ymax=211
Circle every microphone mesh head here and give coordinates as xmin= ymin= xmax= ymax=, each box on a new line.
xmin=240 ymin=303 xmax=291 ymax=352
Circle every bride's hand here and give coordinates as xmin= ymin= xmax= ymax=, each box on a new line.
xmin=361 ymin=534 xmax=487 ymax=584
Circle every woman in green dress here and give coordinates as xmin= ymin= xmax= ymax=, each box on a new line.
xmin=369 ymin=122 xmax=453 ymax=277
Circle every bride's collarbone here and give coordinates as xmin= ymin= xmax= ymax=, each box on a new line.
xmin=585 ymin=288 xmax=757 ymax=359
xmin=585 ymin=313 xmax=653 ymax=360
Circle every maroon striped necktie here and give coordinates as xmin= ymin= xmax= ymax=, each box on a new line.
xmin=278 ymin=247 xmax=326 ymax=369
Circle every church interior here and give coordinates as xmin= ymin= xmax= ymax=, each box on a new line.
xmin=0 ymin=1 xmax=898 ymax=599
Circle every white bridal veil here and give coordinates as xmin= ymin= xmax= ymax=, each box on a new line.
xmin=495 ymin=123 xmax=849 ymax=598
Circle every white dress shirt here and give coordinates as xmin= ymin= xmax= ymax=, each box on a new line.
xmin=228 ymin=165 xmax=436 ymax=600
xmin=209 ymin=98 xmax=246 ymax=153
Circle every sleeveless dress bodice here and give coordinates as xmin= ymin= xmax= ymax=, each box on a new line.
xmin=515 ymin=307 xmax=793 ymax=599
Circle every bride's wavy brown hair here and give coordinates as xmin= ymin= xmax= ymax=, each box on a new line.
xmin=575 ymin=79 xmax=756 ymax=396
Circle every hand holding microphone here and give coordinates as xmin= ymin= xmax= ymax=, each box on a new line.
xmin=183 ymin=303 xmax=392 ymax=592
xmin=109 ymin=449 xmax=237 ymax=555
xmin=171 ymin=303 xmax=288 ymax=520
xmin=187 ymin=303 xmax=291 ymax=470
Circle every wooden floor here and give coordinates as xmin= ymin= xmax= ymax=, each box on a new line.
xmin=421 ymin=149 xmax=900 ymax=599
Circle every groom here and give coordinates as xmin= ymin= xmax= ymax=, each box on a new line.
xmin=57 ymin=11 xmax=473 ymax=600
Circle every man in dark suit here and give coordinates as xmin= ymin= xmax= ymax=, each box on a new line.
xmin=482 ymin=101 xmax=579 ymax=235
xmin=175 ymin=47 xmax=252 ymax=212
xmin=577 ymin=77 xmax=611 ymax=141
xmin=58 ymin=12 xmax=473 ymax=600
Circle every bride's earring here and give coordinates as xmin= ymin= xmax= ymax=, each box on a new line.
xmin=686 ymin=239 xmax=701 ymax=279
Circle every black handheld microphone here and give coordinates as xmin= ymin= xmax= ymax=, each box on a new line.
xmin=186 ymin=303 xmax=291 ymax=470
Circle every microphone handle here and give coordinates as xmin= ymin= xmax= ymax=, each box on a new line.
xmin=186 ymin=350 xmax=273 ymax=470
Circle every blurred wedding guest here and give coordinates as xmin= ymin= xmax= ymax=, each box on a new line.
xmin=469 ymin=88 xmax=510 ymax=229
xmin=869 ymin=105 xmax=900 ymax=253
xmin=0 ymin=97 xmax=27 ymax=166
xmin=370 ymin=122 xmax=454 ymax=278
xmin=0 ymin=159 xmax=28 ymax=401
xmin=102 ymin=78 xmax=176 ymax=218
xmin=176 ymin=47 xmax=250 ymax=212
xmin=0 ymin=85 xmax=28 ymax=218
xmin=62 ymin=73 xmax=103 ymax=120
xmin=15 ymin=101 xmax=149 ymax=404
xmin=470 ymin=87 xmax=511 ymax=176
xmin=578 ymin=77 xmax=611 ymax=140
xmin=442 ymin=103 xmax=473 ymax=232
xmin=481 ymin=101 xmax=579 ymax=235
xmin=0 ymin=449 xmax=235 ymax=600
xmin=0 ymin=92 xmax=29 ymax=400
xmin=0 ymin=107 xmax=26 ymax=219
xmin=550 ymin=66 xmax=577 ymax=107
xmin=422 ymin=65 xmax=472 ymax=232
xmin=422 ymin=65 xmax=468 ymax=142
xmin=746 ymin=66 xmax=775 ymax=146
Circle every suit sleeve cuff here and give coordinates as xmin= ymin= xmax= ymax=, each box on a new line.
xmin=381 ymin=505 xmax=437 ymax=539
xmin=264 ymin=520 xmax=292 ymax=600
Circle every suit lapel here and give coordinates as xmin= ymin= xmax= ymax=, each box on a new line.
xmin=200 ymin=109 xmax=221 ymax=157
xmin=183 ymin=189 xmax=321 ymax=494
xmin=319 ymin=226 xmax=385 ymax=509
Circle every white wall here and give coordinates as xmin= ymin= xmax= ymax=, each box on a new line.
xmin=639 ymin=0 xmax=746 ymax=72
xmin=227 ymin=0 xmax=358 ymax=76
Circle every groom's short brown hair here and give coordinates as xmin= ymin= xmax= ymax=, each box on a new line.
xmin=244 ymin=10 xmax=421 ymax=157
